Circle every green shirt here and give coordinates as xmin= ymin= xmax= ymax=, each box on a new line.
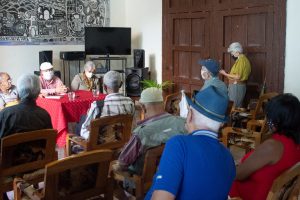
xmin=230 ymin=54 xmax=251 ymax=81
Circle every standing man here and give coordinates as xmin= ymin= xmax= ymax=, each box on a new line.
xmin=199 ymin=58 xmax=228 ymax=97
xmin=220 ymin=42 xmax=251 ymax=107
xmin=39 ymin=62 xmax=67 ymax=96
xmin=146 ymin=86 xmax=235 ymax=200
xmin=0 ymin=72 xmax=18 ymax=110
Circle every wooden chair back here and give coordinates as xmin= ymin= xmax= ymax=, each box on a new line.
xmin=251 ymin=92 xmax=278 ymax=120
xmin=88 ymin=114 xmax=133 ymax=151
xmin=0 ymin=129 xmax=57 ymax=196
xmin=14 ymin=149 xmax=114 ymax=200
xmin=164 ymin=92 xmax=182 ymax=115
xmin=221 ymin=118 xmax=267 ymax=152
xmin=66 ymin=115 xmax=133 ymax=157
xmin=138 ymin=144 xmax=165 ymax=192
xmin=134 ymin=102 xmax=146 ymax=122
xmin=113 ymin=145 xmax=165 ymax=199
xmin=164 ymin=92 xmax=190 ymax=116
xmin=266 ymin=162 xmax=300 ymax=200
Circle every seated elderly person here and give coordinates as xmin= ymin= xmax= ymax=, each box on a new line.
xmin=39 ymin=62 xmax=67 ymax=96
xmin=199 ymin=59 xmax=228 ymax=97
xmin=115 ymin=87 xmax=188 ymax=175
xmin=0 ymin=74 xmax=52 ymax=139
xmin=0 ymin=72 xmax=18 ymax=110
xmin=71 ymin=61 xmax=101 ymax=91
xmin=145 ymin=86 xmax=235 ymax=200
xmin=229 ymin=93 xmax=300 ymax=200
xmin=80 ymin=70 xmax=134 ymax=142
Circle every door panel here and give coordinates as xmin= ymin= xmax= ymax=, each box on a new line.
xmin=170 ymin=13 xmax=209 ymax=94
xmin=215 ymin=6 xmax=274 ymax=105
xmin=163 ymin=0 xmax=285 ymax=103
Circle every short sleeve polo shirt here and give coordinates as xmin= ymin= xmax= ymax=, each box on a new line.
xmin=145 ymin=130 xmax=236 ymax=200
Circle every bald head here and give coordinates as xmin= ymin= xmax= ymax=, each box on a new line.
xmin=0 ymin=72 xmax=12 ymax=92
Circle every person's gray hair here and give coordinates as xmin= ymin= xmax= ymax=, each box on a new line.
xmin=17 ymin=74 xmax=41 ymax=100
xmin=84 ymin=61 xmax=96 ymax=71
xmin=103 ymin=70 xmax=121 ymax=90
xmin=190 ymin=107 xmax=222 ymax=132
xmin=227 ymin=42 xmax=243 ymax=53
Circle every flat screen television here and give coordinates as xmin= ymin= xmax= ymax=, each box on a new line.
xmin=85 ymin=27 xmax=131 ymax=55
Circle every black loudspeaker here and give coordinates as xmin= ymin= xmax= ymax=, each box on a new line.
xmin=39 ymin=51 xmax=53 ymax=65
xmin=133 ymin=49 xmax=145 ymax=68
xmin=60 ymin=51 xmax=86 ymax=60
xmin=126 ymin=67 xmax=149 ymax=96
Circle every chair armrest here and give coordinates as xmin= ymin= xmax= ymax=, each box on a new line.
xmin=22 ymin=169 xmax=45 ymax=181
xmin=13 ymin=177 xmax=43 ymax=200
xmin=68 ymin=135 xmax=87 ymax=148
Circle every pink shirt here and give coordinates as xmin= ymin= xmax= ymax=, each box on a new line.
xmin=39 ymin=76 xmax=64 ymax=95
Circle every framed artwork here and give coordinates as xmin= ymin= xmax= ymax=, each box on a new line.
xmin=0 ymin=0 xmax=110 ymax=45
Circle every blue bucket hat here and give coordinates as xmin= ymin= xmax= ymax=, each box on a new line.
xmin=198 ymin=59 xmax=220 ymax=77
xmin=186 ymin=86 xmax=229 ymax=122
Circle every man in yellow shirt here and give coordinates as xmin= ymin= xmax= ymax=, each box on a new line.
xmin=220 ymin=42 xmax=251 ymax=107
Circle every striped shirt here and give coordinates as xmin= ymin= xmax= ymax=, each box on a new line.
xmin=0 ymin=85 xmax=18 ymax=109
xmin=80 ymin=93 xmax=135 ymax=140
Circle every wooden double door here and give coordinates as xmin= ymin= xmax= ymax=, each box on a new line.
xmin=162 ymin=0 xmax=286 ymax=104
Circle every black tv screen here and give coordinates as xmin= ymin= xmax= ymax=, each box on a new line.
xmin=85 ymin=27 xmax=131 ymax=55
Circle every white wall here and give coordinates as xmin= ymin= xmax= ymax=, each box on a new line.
xmin=124 ymin=0 xmax=162 ymax=82
xmin=0 ymin=0 xmax=163 ymax=84
xmin=0 ymin=45 xmax=84 ymax=82
xmin=284 ymin=0 xmax=300 ymax=99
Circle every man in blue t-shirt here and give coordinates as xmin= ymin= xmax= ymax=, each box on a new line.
xmin=146 ymin=86 xmax=236 ymax=200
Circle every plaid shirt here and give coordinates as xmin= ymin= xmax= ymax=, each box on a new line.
xmin=80 ymin=93 xmax=135 ymax=140
xmin=39 ymin=76 xmax=65 ymax=95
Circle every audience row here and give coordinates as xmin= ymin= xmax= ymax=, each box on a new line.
xmin=1 ymin=62 xmax=300 ymax=199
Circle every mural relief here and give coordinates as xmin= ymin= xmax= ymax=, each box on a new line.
xmin=0 ymin=0 xmax=110 ymax=45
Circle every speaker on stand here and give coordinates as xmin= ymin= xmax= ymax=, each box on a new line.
xmin=125 ymin=67 xmax=149 ymax=97
xmin=133 ymin=49 xmax=145 ymax=68
xmin=39 ymin=51 xmax=53 ymax=66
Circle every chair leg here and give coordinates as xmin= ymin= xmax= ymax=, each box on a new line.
xmin=105 ymin=178 xmax=114 ymax=200
xmin=65 ymin=135 xmax=72 ymax=157
xmin=134 ymin=179 xmax=143 ymax=200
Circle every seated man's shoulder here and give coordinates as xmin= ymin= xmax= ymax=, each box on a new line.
xmin=164 ymin=134 xmax=187 ymax=149
xmin=161 ymin=115 xmax=186 ymax=126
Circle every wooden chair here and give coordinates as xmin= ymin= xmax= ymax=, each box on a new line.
xmin=266 ymin=162 xmax=300 ymax=200
xmin=164 ymin=92 xmax=190 ymax=116
xmin=0 ymin=129 xmax=57 ymax=200
xmin=112 ymin=145 xmax=165 ymax=200
xmin=134 ymin=101 xmax=145 ymax=122
xmin=221 ymin=118 xmax=268 ymax=152
xmin=66 ymin=114 xmax=133 ymax=156
xmin=231 ymin=92 xmax=278 ymax=126
xmin=13 ymin=149 xmax=114 ymax=200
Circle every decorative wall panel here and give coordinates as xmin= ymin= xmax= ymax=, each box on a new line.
xmin=0 ymin=0 xmax=110 ymax=45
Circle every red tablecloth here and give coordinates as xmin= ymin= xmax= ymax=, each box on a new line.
xmin=36 ymin=90 xmax=106 ymax=147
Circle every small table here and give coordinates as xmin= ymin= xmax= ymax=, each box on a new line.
xmin=36 ymin=90 xmax=106 ymax=147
